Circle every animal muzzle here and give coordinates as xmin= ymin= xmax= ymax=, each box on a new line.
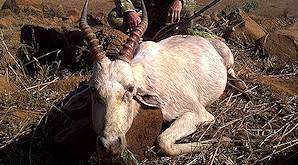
xmin=97 ymin=135 xmax=126 ymax=155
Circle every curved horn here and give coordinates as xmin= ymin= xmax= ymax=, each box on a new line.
xmin=121 ymin=0 xmax=148 ymax=63
xmin=80 ymin=0 xmax=106 ymax=62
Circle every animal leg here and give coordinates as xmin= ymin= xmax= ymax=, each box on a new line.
xmin=158 ymin=109 xmax=214 ymax=156
xmin=207 ymin=38 xmax=247 ymax=91
xmin=228 ymin=68 xmax=247 ymax=91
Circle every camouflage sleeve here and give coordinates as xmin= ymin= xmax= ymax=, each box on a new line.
xmin=181 ymin=0 xmax=197 ymax=14
xmin=115 ymin=0 xmax=136 ymax=14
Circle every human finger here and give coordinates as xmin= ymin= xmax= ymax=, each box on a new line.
xmin=133 ymin=19 xmax=138 ymax=28
xmin=177 ymin=10 xmax=181 ymax=22
xmin=171 ymin=10 xmax=175 ymax=23
xmin=136 ymin=16 xmax=141 ymax=25
xmin=174 ymin=10 xmax=179 ymax=22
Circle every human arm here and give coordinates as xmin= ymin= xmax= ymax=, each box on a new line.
xmin=126 ymin=11 xmax=141 ymax=28
xmin=115 ymin=0 xmax=141 ymax=28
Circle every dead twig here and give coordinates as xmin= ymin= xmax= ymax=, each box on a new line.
xmin=24 ymin=77 xmax=59 ymax=92
xmin=8 ymin=65 xmax=29 ymax=92
xmin=0 ymin=106 xmax=17 ymax=125
xmin=257 ymin=140 xmax=298 ymax=163
xmin=24 ymin=49 xmax=61 ymax=66
xmin=0 ymin=30 xmax=25 ymax=74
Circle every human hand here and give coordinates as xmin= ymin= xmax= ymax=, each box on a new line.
xmin=168 ymin=0 xmax=183 ymax=23
xmin=126 ymin=11 xmax=141 ymax=29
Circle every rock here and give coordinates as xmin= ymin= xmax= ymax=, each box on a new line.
xmin=231 ymin=9 xmax=267 ymax=42
xmin=257 ymin=75 xmax=298 ymax=96
xmin=264 ymin=22 xmax=298 ymax=62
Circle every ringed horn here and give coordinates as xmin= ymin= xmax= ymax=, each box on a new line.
xmin=79 ymin=0 xmax=148 ymax=64
xmin=120 ymin=0 xmax=148 ymax=63
xmin=79 ymin=0 xmax=106 ymax=62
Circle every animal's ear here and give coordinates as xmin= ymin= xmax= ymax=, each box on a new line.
xmin=134 ymin=88 xmax=164 ymax=109
xmin=62 ymin=86 xmax=91 ymax=111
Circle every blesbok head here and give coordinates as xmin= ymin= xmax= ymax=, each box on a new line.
xmin=73 ymin=0 xmax=163 ymax=155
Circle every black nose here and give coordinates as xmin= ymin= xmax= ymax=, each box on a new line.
xmin=98 ymin=136 xmax=123 ymax=155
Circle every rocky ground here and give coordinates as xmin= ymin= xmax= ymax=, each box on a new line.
xmin=0 ymin=0 xmax=297 ymax=165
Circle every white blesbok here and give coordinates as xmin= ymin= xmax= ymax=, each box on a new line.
xmin=65 ymin=0 xmax=244 ymax=157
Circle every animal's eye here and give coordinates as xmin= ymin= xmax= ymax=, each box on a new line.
xmin=122 ymin=85 xmax=134 ymax=102
xmin=126 ymin=85 xmax=134 ymax=93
